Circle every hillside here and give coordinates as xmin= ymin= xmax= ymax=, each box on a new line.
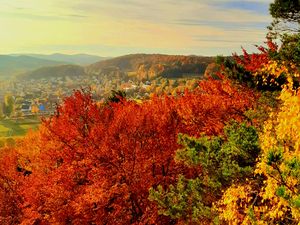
xmin=24 ymin=53 xmax=108 ymax=65
xmin=0 ymin=55 xmax=66 ymax=77
xmin=20 ymin=64 xmax=86 ymax=80
xmin=4 ymin=54 xmax=215 ymax=81
xmin=87 ymin=54 xmax=214 ymax=80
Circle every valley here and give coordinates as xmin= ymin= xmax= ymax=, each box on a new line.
xmin=0 ymin=53 xmax=215 ymax=137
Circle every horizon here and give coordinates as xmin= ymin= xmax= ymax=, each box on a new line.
xmin=1 ymin=0 xmax=272 ymax=56
xmin=5 ymin=52 xmax=225 ymax=58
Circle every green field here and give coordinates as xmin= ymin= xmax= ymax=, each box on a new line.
xmin=0 ymin=118 xmax=40 ymax=137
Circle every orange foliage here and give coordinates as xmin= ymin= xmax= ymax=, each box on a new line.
xmin=233 ymin=40 xmax=278 ymax=73
xmin=0 ymin=148 xmax=23 ymax=225
xmin=1 ymin=78 xmax=256 ymax=224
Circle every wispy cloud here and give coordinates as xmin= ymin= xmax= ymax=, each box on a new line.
xmin=214 ymin=0 xmax=270 ymax=14
xmin=174 ymin=19 xmax=268 ymax=31
xmin=0 ymin=0 xmax=273 ymax=56
xmin=67 ymin=14 xmax=88 ymax=18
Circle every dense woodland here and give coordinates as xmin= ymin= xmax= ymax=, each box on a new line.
xmin=1 ymin=0 xmax=300 ymax=224
xmin=86 ymin=54 xmax=214 ymax=80
xmin=16 ymin=54 xmax=213 ymax=81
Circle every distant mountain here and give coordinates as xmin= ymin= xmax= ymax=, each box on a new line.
xmin=23 ymin=53 xmax=108 ymax=66
xmin=0 ymin=55 xmax=66 ymax=77
xmin=3 ymin=53 xmax=215 ymax=81
xmin=87 ymin=54 xmax=215 ymax=80
xmin=20 ymin=64 xmax=86 ymax=80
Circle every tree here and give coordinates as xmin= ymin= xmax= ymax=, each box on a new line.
xmin=0 ymin=104 xmax=4 ymax=119
xmin=230 ymin=40 xmax=300 ymax=90
xmin=276 ymin=33 xmax=300 ymax=73
xmin=218 ymin=86 xmax=300 ymax=224
xmin=270 ymin=0 xmax=300 ymax=27
xmin=269 ymin=0 xmax=300 ymax=36
xmin=0 ymin=148 xmax=23 ymax=225
xmin=6 ymin=77 xmax=256 ymax=224
xmin=149 ymin=122 xmax=260 ymax=224
xmin=106 ymin=90 xmax=126 ymax=103
xmin=3 ymin=95 xmax=14 ymax=118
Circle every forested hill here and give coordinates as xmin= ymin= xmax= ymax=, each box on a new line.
xmin=20 ymin=64 xmax=86 ymax=80
xmin=25 ymin=53 xmax=107 ymax=66
xmin=0 ymin=55 xmax=66 ymax=77
xmin=13 ymin=54 xmax=215 ymax=81
xmin=86 ymin=54 xmax=215 ymax=80
xmin=0 ymin=54 xmax=106 ymax=78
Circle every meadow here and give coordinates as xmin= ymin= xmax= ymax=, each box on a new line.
xmin=0 ymin=117 xmax=40 ymax=137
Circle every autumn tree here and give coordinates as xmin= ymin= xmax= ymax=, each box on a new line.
xmin=7 ymin=77 xmax=256 ymax=224
xmin=218 ymin=84 xmax=300 ymax=224
xmin=221 ymin=39 xmax=300 ymax=91
xmin=0 ymin=148 xmax=23 ymax=225
xmin=149 ymin=122 xmax=260 ymax=224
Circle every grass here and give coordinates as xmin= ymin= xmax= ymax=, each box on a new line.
xmin=0 ymin=117 xmax=40 ymax=137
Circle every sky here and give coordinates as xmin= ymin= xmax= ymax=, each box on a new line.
xmin=0 ymin=0 xmax=273 ymax=57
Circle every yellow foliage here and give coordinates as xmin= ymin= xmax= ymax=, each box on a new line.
xmin=217 ymin=184 xmax=253 ymax=225
xmin=257 ymin=86 xmax=300 ymax=222
xmin=218 ymin=84 xmax=300 ymax=224
xmin=255 ymin=60 xmax=300 ymax=87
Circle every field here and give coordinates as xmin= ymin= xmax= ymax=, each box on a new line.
xmin=0 ymin=117 xmax=40 ymax=137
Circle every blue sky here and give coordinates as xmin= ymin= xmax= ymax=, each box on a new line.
xmin=0 ymin=0 xmax=273 ymax=56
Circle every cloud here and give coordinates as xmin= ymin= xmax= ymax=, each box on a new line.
xmin=174 ymin=19 xmax=268 ymax=31
xmin=65 ymin=14 xmax=88 ymax=18
xmin=216 ymin=1 xmax=270 ymax=14
xmin=0 ymin=0 xmax=273 ymax=56
xmin=0 ymin=11 xmax=87 ymax=21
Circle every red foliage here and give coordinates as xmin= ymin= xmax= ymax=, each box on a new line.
xmin=233 ymin=39 xmax=278 ymax=73
xmin=0 ymin=149 xmax=23 ymax=225
xmin=1 ymin=78 xmax=257 ymax=224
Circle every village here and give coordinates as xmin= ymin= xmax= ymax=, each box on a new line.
xmin=0 ymin=76 xmax=98 ymax=118
xmin=0 ymin=75 xmax=198 ymax=119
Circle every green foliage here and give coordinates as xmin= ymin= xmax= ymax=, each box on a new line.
xmin=160 ymin=63 xmax=208 ymax=78
xmin=0 ymin=104 xmax=4 ymax=119
xmin=272 ymin=155 xmax=300 ymax=217
xmin=221 ymin=57 xmax=255 ymax=88
xmin=3 ymin=95 xmax=14 ymax=118
xmin=293 ymin=196 xmax=300 ymax=208
xmin=106 ymin=90 xmax=126 ymax=103
xmin=176 ymin=134 xmax=222 ymax=167
xmin=244 ymin=91 xmax=280 ymax=132
xmin=285 ymin=159 xmax=300 ymax=194
xmin=149 ymin=176 xmax=211 ymax=222
xmin=223 ymin=122 xmax=260 ymax=166
xmin=276 ymin=186 xmax=289 ymax=199
xmin=270 ymin=0 xmax=300 ymax=24
xmin=0 ymin=119 xmax=40 ymax=137
xmin=269 ymin=0 xmax=300 ymax=36
xmin=270 ymin=0 xmax=300 ymax=21
xmin=149 ymin=121 xmax=260 ymax=223
xmin=215 ymin=55 xmax=225 ymax=65
xmin=278 ymin=34 xmax=300 ymax=66
xmin=258 ymin=91 xmax=280 ymax=109
xmin=266 ymin=148 xmax=283 ymax=166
